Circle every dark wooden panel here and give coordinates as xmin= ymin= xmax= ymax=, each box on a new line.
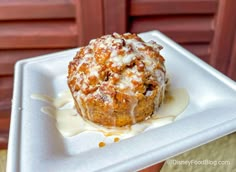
xmin=0 ymin=98 xmax=11 ymax=122
xmin=0 ymin=78 xmax=11 ymax=149
xmin=0 ymin=76 xmax=13 ymax=100
xmin=227 ymin=31 xmax=236 ymax=80
xmin=0 ymin=49 xmax=66 ymax=75
xmin=103 ymin=0 xmax=127 ymax=34
xmin=0 ymin=76 xmax=13 ymax=131
xmin=0 ymin=132 xmax=8 ymax=149
xmin=0 ymin=0 xmax=75 ymax=20
xmin=210 ymin=0 xmax=236 ymax=75
xmin=130 ymin=15 xmax=214 ymax=43
xmin=130 ymin=0 xmax=218 ymax=16
xmin=0 ymin=117 xmax=10 ymax=133
xmin=0 ymin=20 xmax=77 ymax=49
xmin=0 ymin=107 xmax=11 ymax=118
xmin=76 ymin=0 xmax=104 ymax=46
xmin=0 ymin=114 xmax=9 ymax=149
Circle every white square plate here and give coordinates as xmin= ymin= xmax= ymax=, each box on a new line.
xmin=7 ymin=31 xmax=236 ymax=172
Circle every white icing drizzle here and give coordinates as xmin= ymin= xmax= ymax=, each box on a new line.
xmin=75 ymin=93 xmax=86 ymax=118
xmin=31 ymin=87 xmax=189 ymax=139
xmin=129 ymin=96 xmax=138 ymax=124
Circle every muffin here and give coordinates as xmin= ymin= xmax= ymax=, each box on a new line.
xmin=68 ymin=33 xmax=166 ymax=127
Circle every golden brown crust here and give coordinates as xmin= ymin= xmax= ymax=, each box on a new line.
xmin=68 ymin=33 xmax=166 ymax=127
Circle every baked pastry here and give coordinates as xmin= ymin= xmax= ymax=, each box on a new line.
xmin=68 ymin=33 xmax=166 ymax=127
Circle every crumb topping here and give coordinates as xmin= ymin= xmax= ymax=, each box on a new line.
xmin=68 ymin=33 xmax=166 ymax=106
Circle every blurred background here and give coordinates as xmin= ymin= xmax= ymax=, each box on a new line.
xmin=0 ymin=0 xmax=235 ymax=158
